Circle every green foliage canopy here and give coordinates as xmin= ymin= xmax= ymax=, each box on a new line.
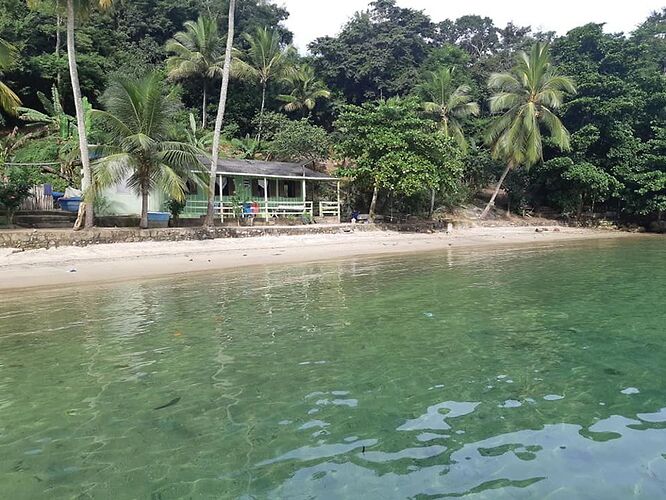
xmin=334 ymin=97 xmax=463 ymax=196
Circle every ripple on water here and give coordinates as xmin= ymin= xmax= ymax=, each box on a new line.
xmin=397 ymin=401 xmax=481 ymax=431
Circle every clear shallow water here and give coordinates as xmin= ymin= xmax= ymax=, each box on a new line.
xmin=1 ymin=238 xmax=666 ymax=499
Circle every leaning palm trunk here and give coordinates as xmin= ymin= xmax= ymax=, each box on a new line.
xmin=480 ymin=162 xmax=513 ymax=219
xmin=204 ymin=0 xmax=236 ymax=226
xmin=66 ymin=0 xmax=93 ymax=229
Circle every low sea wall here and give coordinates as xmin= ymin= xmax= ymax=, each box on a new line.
xmin=0 ymin=221 xmax=459 ymax=251
xmin=0 ymin=224 xmax=354 ymax=251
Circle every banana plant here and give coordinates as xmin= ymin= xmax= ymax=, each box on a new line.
xmin=17 ymin=85 xmax=75 ymax=139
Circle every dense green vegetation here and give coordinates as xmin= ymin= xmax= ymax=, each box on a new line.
xmin=1 ymin=0 xmax=665 ymax=224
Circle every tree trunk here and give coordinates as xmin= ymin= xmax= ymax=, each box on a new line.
xmin=56 ymin=14 xmax=62 ymax=93
xmin=369 ymin=182 xmax=379 ymax=222
xmin=480 ymin=162 xmax=512 ymax=219
xmin=66 ymin=0 xmax=93 ymax=230
xmin=430 ymin=188 xmax=436 ymax=217
xmin=201 ymin=82 xmax=207 ymax=129
xmin=256 ymin=82 xmax=266 ymax=142
xmin=204 ymin=0 xmax=235 ymax=227
xmin=140 ymin=188 xmax=149 ymax=229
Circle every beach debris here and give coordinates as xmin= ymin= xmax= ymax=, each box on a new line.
xmin=154 ymin=397 xmax=181 ymax=410
xmin=69 ymin=268 xmax=77 ymax=273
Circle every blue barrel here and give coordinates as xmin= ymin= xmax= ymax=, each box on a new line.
xmin=147 ymin=211 xmax=170 ymax=228
xmin=58 ymin=197 xmax=82 ymax=212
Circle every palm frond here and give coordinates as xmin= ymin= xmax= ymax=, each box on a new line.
xmin=485 ymin=42 xmax=574 ymax=166
xmin=0 ymin=37 xmax=18 ymax=68
xmin=0 ymin=80 xmax=21 ymax=115
xmin=92 ymin=153 xmax=134 ymax=191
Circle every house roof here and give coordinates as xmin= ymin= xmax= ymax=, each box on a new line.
xmin=198 ymin=157 xmax=339 ymax=181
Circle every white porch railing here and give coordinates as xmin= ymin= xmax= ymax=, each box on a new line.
xmin=319 ymin=201 xmax=340 ymax=218
xmin=220 ymin=200 xmax=313 ymax=220
xmin=183 ymin=199 xmax=318 ymax=219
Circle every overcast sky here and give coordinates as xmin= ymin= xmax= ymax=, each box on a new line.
xmin=278 ymin=0 xmax=665 ymax=51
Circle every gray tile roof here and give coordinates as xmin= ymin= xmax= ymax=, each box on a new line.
xmin=198 ymin=157 xmax=338 ymax=180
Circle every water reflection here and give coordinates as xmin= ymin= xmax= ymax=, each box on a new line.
xmin=0 ymin=238 xmax=665 ymax=498
xmin=266 ymin=401 xmax=666 ymax=499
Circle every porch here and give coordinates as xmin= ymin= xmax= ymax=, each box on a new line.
xmin=183 ymin=159 xmax=341 ymax=223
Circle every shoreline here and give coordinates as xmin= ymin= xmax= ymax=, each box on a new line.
xmin=0 ymin=226 xmax=646 ymax=293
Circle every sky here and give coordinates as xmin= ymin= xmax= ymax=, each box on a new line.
xmin=278 ymin=0 xmax=665 ymax=51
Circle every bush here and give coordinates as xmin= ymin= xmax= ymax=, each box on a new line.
xmin=0 ymin=169 xmax=32 ymax=224
xmin=165 ymin=198 xmax=186 ymax=223
xmin=267 ymin=119 xmax=330 ymax=163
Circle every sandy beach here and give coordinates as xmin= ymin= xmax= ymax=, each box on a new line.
xmin=0 ymin=226 xmax=641 ymax=292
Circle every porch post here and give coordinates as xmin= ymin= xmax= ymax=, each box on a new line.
xmin=219 ymin=174 xmax=224 ymax=223
xmin=336 ymin=180 xmax=341 ymax=223
xmin=263 ymin=176 xmax=268 ymax=220
xmin=302 ymin=178 xmax=308 ymax=214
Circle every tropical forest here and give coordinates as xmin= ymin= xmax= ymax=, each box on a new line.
xmin=1 ymin=0 xmax=666 ymax=228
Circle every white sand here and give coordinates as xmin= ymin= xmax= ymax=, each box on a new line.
xmin=0 ymin=226 xmax=639 ymax=292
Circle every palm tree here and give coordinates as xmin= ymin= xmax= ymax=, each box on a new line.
xmin=166 ymin=16 xmax=224 ymax=129
xmin=91 ymin=73 xmax=201 ymax=229
xmin=28 ymin=0 xmax=114 ymax=229
xmin=0 ymin=37 xmax=21 ymax=115
xmin=416 ymin=67 xmax=479 ymax=150
xmin=481 ymin=43 xmax=576 ymax=219
xmin=204 ymin=0 xmax=235 ymax=227
xmin=277 ymin=64 xmax=330 ymax=117
xmin=233 ymin=27 xmax=293 ymax=141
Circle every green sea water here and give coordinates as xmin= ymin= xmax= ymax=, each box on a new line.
xmin=1 ymin=237 xmax=666 ymax=499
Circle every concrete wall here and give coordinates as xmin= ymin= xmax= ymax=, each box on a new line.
xmin=102 ymin=181 xmax=166 ymax=216
xmin=0 ymin=222 xmax=455 ymax=251
xmin=0 ymin=224 xmax=376 ymax=250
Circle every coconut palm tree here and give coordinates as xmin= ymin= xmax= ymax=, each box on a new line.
xmin=481 ymin=43 xmax=576 ymax=219
xmin=277 ymin=64 xmax=330 ymax=117
xmin=28 ymin=0 xmax=114 ymax=229
xmin=233 ymin=27 xmax=294 ymax=141
xmin=416 ymin=67 xmax=479 ymax=151
xmin=91 ymin=73 xmax=202 ymax=229
xmin=0 ymin=37 xmax=21 ymax=115
xmin=204 ymin=0 xmax=235 ymax=227
xmin=166 ymin=16 xmax=224 ymax=129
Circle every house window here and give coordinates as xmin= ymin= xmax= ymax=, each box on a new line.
xmin=283 ymin=180 xmax=301 ymax=198
xmin=251 ymin=179 xmax=262 ymax=197
xmin=222 ymin=177 xmax=235 ymax=196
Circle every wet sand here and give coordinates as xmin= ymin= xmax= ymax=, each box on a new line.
xmin=0 ymin=226 xmax=642 ymax=292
